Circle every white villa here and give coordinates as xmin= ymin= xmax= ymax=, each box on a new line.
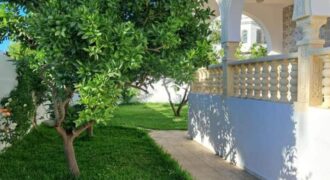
xmin=190 ymin=0 xmax=330 ymax=179
xmin=1 ymin=0 xmax=330 ymax=179
xmin=213 ymin=15 xmax=267 ymax=54
xmin=240 ymin=15 xmax=267 ymax=53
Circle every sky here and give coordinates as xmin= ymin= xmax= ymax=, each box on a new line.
xmin=0 ymin=7 xmax=25 ymax=53
xmin=0 ymin=39 xmax=10 ymax=52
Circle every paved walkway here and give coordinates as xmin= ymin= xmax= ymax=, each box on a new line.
xmin=149 ymin=130 xmax=258 ymax=180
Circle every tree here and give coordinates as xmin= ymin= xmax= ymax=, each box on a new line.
xmin=250 ymin=43 xmax=268 ymax=58
xmin=162 ymin=78 xmax=189 ymax=117
xmin=1 ymin=0 xmax=213 ymax=177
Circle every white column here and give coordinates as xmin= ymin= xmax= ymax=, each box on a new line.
xmin=219 ymin=0 xmax=244 ymax=97
xmin=222 ymin=42 xmax=240 ymax=97
xmin=293 ymin=1 xmax=329 ymax=179
xmin=294 ymin=16 xmax=327 ymax=107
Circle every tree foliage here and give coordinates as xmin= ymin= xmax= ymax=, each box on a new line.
xmin=1 ymin=0 xmax=213 ymax=176
xmin=249 ymin=43 xmax=268 ymax=58
xmin=0 ymin=43 xmax=46 ymax=146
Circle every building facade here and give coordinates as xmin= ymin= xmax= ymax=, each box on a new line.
xmin=190 ymin=0 xmax=330 ymax=179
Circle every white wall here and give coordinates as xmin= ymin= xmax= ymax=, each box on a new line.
xmin=0 ymin=54 xmax=17 ymax=101
xmin=241 ymin=15 xmax=265 ymax=53
xmin=189 ymin=93 xmax=330 ymax=180
xmin=135 ymin=79 xmax=187 ymax=104
xmin=295 ymin=107 xmax=330 ymax=180
xmin=244 ymin=3 xmax=284 ymax=54
xmin=0 ymin=54 xmax=17 ymax=152
xmin=311 ymin=0 xmax=330 ymax=17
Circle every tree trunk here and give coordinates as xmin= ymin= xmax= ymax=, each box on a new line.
xmin=87 ymin=125 xmax=94 ymax=137
xmin=175 ymin=87 xmax=189 ymax=117
xmin=31 ymin=91 xmax=38 ymax=128
xmin=32 ymin=112 xmax=37 ymax=128
xmin=63 ymin=136 xmax=80 ymax=177
xmin=162 ymin=79 xmax=179 ymax=117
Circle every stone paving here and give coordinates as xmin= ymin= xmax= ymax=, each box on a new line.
xmin=149 ymin=130 xmax=258 ymax=180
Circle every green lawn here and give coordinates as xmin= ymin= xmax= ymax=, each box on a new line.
xmin=111 ymin=103 xmax=188 ymax=130
xmin=0 ymin=103 xmax=190 ymax=180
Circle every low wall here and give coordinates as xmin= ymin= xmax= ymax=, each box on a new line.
xmin=188 ymin=93 xmax=330 ymax=180
xmin=296 ymin=107 xmax=330 ymax=180
xmin=0 ymin=54 xmax=17 ymax=100
xmin=135 ymin=79 xmax=187 ymax=103
xmin=0 ymin=54 xmax=17 ymax=152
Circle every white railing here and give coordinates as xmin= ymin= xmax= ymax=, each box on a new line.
xmin=311 ymin=47 xmax=330 ymax=108
xmin=228 ymin=54 xmax=298 ymax=103
xmin=191 ymin=65 xmax=223 ymax=95
xmin=191 ymin=53 xmax=299 ymax=104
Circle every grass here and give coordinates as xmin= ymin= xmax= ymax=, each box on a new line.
xmin=0 ymin=103 xmax=190 ymax=180
xmin=111 ymin=103 xmax=188 ymax=130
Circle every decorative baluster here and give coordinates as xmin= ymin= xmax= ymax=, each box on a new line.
xmin=321 ymin=55 xmax=330 ymax=108
xmin=194 ymin=70 xmax=200 ymax=93
xmin=214 ymin=69 xmax=219 ymax=94
xmin=254 ymin=63 xmax=262 ymax=99
xmin=238 ymin=66 xmax=243 ymax=97
xmin=219 ymin=69 xmax=223 ymax=95
xmin=214 ymin=69 xmax=220 ymax=94
xmin=270 ymin=61 xmax=279 ymax=101
xmin=204 ymin=69 xmax=208 ymax=93
xmin=200 ymin=69 xmax=205 ymax=93
xmin=204 ymin=69 xmax=209 ymax=94
xmin=234 ymin=66 xmax=240 ymax=97
xmin=209 ymin=69 xmax=215 ymax=94
xmin=247 ymin=64 xmax=254 ymax=98
xmin=212 ymin=69 xmax=217 ymax=94
xmin=208 ymin=69 xmax=212 ymax=94
xmin=290 ymin=60 xmax=298 ymax=102
xmin=191 ymin=72 xmax=196 ymax=93
xmin=262 ymin=62 xmax=270 ymax=100
xmin=280 ymin=60 xmax=290 ymax=102
xmin=200 ymin=69 xmax=206 ymax=93
xmin=206 ymin=69 xmax=210 ymax=94
xmin=240 ymin=65 xmax=247 ymax=98
xmin=213 ymin=68 xmax=220 ymax=94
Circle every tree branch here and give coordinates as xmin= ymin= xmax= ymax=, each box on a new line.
xmin=162 ymin=78 xmax=177 ymax=116
xmin=52 ymin=87 xmax=73 ymax=127
xmin=180 ymin=86 xmax=190 ymax=105
xmin=55 ymin=126 xmax=67 ymax=139
xmin=176 ymin=86 xmax=190 ymax=116
xmin=127 ymin=83 xmax=149 ymax=94
xmin=147 ymin=46 xmax=163 ymax=53
xmin=73 ymin=121 xmax=95 ymax=139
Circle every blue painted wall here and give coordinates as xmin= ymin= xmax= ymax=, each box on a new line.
xmin=188 ymin=93 xmax=296 ymax=180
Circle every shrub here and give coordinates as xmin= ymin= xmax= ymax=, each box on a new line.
xmin=120 ymin=88 xmax=139 ymax=104
xmin=0 ymin=58 xmax=46 ymax=144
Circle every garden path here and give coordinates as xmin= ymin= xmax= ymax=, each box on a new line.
xmin=149 ymin=130 xmax=258 ymax=180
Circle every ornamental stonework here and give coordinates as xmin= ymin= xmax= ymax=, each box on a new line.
xmin=283 ymin=5 xmax=330 ymax=53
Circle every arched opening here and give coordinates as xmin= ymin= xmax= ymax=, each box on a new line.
xmin=208 ymin=14 xmax=271 ymax=61
xmin=240 ymin=13 xmax=270 ymax=57
xmin=209 ymin=0 xmax=295 ymax=57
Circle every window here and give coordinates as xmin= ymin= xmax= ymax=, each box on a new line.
xmin=242 ymin=30 xmax=248 ymax=43
xmin=256 ymin=29 xmax=263 ymax=44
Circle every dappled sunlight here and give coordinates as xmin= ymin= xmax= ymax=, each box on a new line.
xmin=278 ymin=105 xmax=298 ymax=180
xmin=188 ymin=94 xmax=239 ymax=165
xmin=189 ymin=93 xmax=298 ymax=179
